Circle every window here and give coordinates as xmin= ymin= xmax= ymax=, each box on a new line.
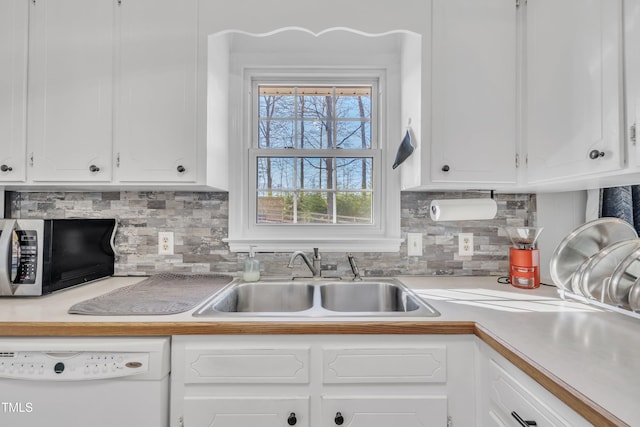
xmin=254 ymin=84 xmax=376 ymax=225
xmin=225 ymin=68 xmax=401 ymax=252
xmin=219 ymin=28 xmax=410 ymax=252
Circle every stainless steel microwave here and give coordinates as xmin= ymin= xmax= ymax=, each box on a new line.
xmin=0 ymin=219 xmax=117 ymax=296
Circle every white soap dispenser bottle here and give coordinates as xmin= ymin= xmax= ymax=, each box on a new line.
xmin=243 ymin=246 xmax=260 ymax=282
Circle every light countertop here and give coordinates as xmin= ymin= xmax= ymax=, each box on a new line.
xmin=0 ymin=275 xmax=637 ymax=426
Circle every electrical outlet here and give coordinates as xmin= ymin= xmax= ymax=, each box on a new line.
xmin=458 ymin=233 xmax=473 ymax=256
xmin=407 ymin=233 xmax=423 ymax=256
xmin=158 ymin=231 xmax=174 ymax=255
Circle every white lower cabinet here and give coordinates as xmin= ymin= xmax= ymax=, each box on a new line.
xmin=476 ymin=339 xmax=590 ymax=427
xmin=171 ymin=335 xmax=475 ymax=427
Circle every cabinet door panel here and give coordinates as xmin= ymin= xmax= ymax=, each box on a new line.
xmin=184 ymin=396 xmax=309 ymax=427
xmin=430 ymin=0 xmax=517 ymax=184
xmin=321 ymin=396 xmax=447 ymax=427
xmin=183 ymin=347 xmax=310 ymax=384
xmin=525 ymin=0 xmax=623 ymax=183
xmin=28 ymin=0 xmax=113 ymax=182
xmin=0 ymin=0 xmax=28 ymax=182
xmin=117 ymin=0 xmax=197 ymax=182
xmin=322 ymin=346 xmax=446 ymax=384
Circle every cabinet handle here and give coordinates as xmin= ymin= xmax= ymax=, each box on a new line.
xmin=287 ymin=412 xmax=297 ymax=426
xmin=589 ymin=149 xmax=605 ymax=160
xmin=334 ymin=412 xmax=344 ymax=425
xmin=177 ymin=165 xmax=186 ymax=173
xmin=89 ymin=165 xmax=100 ymax=172
xmin=0 ymin=165 xmax=13 ymax=172
xmin=441 ymin=164 xmax=450 ymax=172
xmin=511 ymin=411 xmax=537 ymax=426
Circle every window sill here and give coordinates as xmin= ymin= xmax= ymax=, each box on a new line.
xmin=224 ymin=237 xmax=403 ymax=253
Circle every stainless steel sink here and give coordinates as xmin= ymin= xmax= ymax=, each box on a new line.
xmin=199 ymin=282 xmax=314 ymax=314
xmin=320 ymin=282 xmax=424 ymax=313
xmin=193 ymin=278 xmax=439 ymax=317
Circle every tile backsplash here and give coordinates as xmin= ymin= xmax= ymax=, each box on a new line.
xmin=7 ymin=191 xmax=535 ymax=277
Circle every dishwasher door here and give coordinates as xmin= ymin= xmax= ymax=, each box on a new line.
xmin=0 ymin=337 xmax=170 ymax=427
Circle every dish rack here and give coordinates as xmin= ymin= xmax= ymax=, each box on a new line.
xmin=557 ymin=287 xmax=640 ymax=321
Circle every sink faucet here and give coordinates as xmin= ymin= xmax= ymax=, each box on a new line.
xmin=347 ymin=253 xmax=362 ymax=281
xmin=288 ymin=248 xmax=321 ymax=277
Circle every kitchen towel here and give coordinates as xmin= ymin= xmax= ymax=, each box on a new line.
xmin=392 ymin=129 xmax=414 ymax=169
xmin=68 ymin=273 xmax=233 ymax=315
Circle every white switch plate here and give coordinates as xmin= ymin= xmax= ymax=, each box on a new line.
xmin=458 ymin=233 xmax=473 ymax=256
xmin=158 ymin=231 xmax=174 ymax=255
xmin=407 ymin=233 xmax=423 ymax=256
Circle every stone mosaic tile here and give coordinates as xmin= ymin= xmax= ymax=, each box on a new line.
xmin=7 ymin=191 xmax=535 ymax=277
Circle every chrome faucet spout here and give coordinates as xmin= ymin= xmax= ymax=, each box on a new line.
xmin=288 ymin=250 xmax=318 ymax=277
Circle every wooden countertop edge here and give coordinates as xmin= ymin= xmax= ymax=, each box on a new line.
xmin=474 ymin=323 xmax=628 ymax=427
xmin=0 ymin=321 xmax=476 ymax=336
xmin=0 ymin=320 xmax=626 ymax=426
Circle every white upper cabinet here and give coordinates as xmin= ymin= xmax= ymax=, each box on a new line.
xmin=27 ymin=0 xmax=114 ymax=182
xmin=0 ymin=0 xmax=28 ymax=182
xmin=430 ymin=0 xmax=518 ymax=187
xmin=625 ymin=0 xmax=640 ymax=168
xmin=524 ymin=0 xmax=624 ymax=184
xmin=115 ymin=0 xmax=197 ymax=183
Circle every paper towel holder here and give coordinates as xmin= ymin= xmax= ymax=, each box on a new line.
xmin=430 ymin=197 xmax=497 ymax=222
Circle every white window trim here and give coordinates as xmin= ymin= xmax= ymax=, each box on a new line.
xmin=225 ymin=66 xmax=402 ymax=253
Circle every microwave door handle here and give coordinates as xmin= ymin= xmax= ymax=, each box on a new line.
xmin=0 ymin=220 xmax=17 ymax=295
xmin=109 ymin=219 xmax=119 ymax=256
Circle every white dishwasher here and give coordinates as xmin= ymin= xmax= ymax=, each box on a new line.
xmin=0 ymin=337 xmax=170 ymax=427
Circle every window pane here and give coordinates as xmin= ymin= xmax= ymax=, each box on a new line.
xmin=259 ymin=89 xmax=295 ymax=119
xmin=336 ymin=192 xmax=372 ymax=224
xmin=336 ymin=158 xmax=372 ymax=190
xmin=296 ymin=191 xmax=331 ymax=224
xmin=336 ymin=121 xmax=371 ymax=149
xmin=335 ymin=90 xmax=371 ymax=120
xmin=257 ymin=191 xmax=294 ymax=224
xmin=299 ymin=120 xmax=329 ymax=149
xmin=299 ymin=157 xmax=330 ymax=190
xmin=257 ymin=157 xmax=295 ymax=190
xmin=297 ymin=90 xmax=333 ymax=120
xmin=258 ymin=119 xmax=295 ymax=148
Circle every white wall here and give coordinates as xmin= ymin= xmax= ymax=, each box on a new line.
xmin=536 ymin=191 xmax=587 ymax=284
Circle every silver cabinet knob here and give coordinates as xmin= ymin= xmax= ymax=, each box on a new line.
xmin=89 ymin=164 xmax=100 ymax=172
xmin=589 ymin=150 xmax=605 ymax=160
xmin=177 ymin=165 xmax=186 ymax=173
xmin=0 ymin=165 xmax=13 ymax=172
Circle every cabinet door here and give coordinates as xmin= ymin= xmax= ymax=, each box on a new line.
xmin=28 ymin=0 xmax=114 ymax=182
xmin=476 ymin=340 xmax=591 ymax=427
xmin=184 ymin=396 xmax=309 ymax=427
xmin=525 ymin=0 xmax=623 ymax=183
xmin=430 ymin=0 xmax=517 ymax=185
xmin=116 ymin=0 xmax=197 ymax=183
xmin=0 ymin=0 xmax=28 ymax=182
xmin=321 ymin=396 xmax=447 ymax=427
xmin=626 ymin=0 xmax=640 ymax=168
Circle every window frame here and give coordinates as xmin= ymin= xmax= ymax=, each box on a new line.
xmin=249 ymin=79 xmax=381 ymax=228
xmin=225 ymin=67 xmax=402 ymax=253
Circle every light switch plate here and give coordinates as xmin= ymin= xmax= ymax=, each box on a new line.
xmin=407 ymin=233 xmax=423 ymax=256
xmin=458 ymin=233 xmax=473 ymax=256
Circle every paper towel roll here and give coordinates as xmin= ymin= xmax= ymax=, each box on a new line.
xmin=430 ymin=198 xmax=497 ymax=221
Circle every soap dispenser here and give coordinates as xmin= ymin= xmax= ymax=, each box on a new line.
xmin=243 ymin=246 xmax=260 ymax=282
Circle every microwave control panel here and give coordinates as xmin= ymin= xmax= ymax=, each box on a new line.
xmin=16 ymin=230 xmax=37 ymax=284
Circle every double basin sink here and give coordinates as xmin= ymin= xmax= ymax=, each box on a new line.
xmin=193 ymin=278 xmax=440 ymax=317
